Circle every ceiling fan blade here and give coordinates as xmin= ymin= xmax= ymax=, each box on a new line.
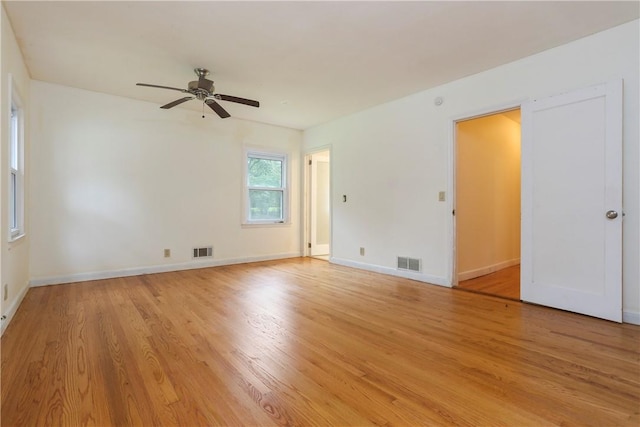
xmin=160 ymin=97 xmax=194 ymax=109
xmin=137 ymin=83 xmax=188 ymax=93
xmin=215 ymin=94 xmax=260 ymax=108
xmin=205 ymin=99 xmax=231 ymax=118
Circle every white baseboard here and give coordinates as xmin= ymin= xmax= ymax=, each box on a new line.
xmin=458 ymin=258 xmax=520 ymax=281
xmin=23 ymin=254 xmax=640 ymax=326
xmin=1 ymin=282 xmax=30 ymax=336
xmin=623 ymin=310 xmax=640 ymax=325
xmin=29 ymin=252 xmax=302 ymax=287
xmin=330 ymin=257 xmax=449 ymax=287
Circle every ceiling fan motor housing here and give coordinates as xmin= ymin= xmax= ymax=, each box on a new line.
xmin=188 ymin=79 xmax=214 ymax=93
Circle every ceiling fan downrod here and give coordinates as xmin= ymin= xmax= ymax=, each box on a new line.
xmin=194 ymin=68 xmax=210 ymax=79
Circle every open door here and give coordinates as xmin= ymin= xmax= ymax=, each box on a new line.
xmin=521 ymin=81 xmax=623 ymax=322
xmin=309 ymin=151 xmax=330 ymax=256
xmin=455 ymin=110 xmax=521 ymax=300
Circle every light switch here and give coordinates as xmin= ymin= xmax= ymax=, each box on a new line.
xmin=438 ymin=191 xmax=446 ymax=202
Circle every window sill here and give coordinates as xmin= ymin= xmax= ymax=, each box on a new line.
xmin=9 ymin=233 xmax=26 ymax=243
xmin=241 ymin=221 xmax=290 ymax=228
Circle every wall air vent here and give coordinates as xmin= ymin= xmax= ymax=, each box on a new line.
xmin=193 ymin=246 xmax=213 ymax=258
xmin=397 ymin=256 xmax=421 ymax=272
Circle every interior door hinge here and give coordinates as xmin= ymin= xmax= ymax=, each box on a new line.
xmin=452 ymin=209 xmax=456 ymax=216
xmin=308 ymin=242 xmax=311 ymax=249
xmin=308 ymin=159 xmax=312 ymax=165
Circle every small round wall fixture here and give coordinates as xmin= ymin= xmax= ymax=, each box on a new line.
xmin=434 ymin=96 xmax=444 ymax=106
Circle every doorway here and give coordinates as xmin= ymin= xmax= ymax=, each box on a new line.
xmin=306 ymin=150 xmax=331 ymax=260
xmin=454 ymin=109 xmax=521 ymax=300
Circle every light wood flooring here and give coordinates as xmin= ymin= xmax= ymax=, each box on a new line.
xmin=456 ymin=264 xmax=521 ymax=300
xmin=2 ymin=258 xmax=639 ymax=426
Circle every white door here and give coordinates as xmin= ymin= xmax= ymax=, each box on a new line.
xmin=310 ymin=152 xmax=330 ymax=256
xmin=521 ymin=81 xmax=623 ymax=322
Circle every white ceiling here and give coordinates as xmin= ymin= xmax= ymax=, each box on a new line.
xmin=4 ymin=1 xmax=638 ymax=130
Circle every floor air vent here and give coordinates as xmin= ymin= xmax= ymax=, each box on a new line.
xmin=397 ymin=256 xmax=421 ymax=272
xmin=193 ymin=246 xmax=213 ymax=258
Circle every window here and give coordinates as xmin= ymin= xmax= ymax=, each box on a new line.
xmin=245 ymin=151 xmax=288 ymax=224
xmin=9 ymin=82 xmax=24 ymax=240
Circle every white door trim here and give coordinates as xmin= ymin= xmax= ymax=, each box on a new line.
xmin=310 ymin=153 xmax=330 ymax=256
xmin=302 ymin=146 xmax=332 ymax=258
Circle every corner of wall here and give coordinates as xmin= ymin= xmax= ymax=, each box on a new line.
xmin=0 ymin=279 xmax=28 ymax=336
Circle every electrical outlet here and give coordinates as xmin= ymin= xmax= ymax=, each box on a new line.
xmin=360 ymin=247 xmax=365 ymax=256
xmin=164 ymin=249 xmax=171 ymax=258
xmin=3 ymin=284 xmax=8 ymax=301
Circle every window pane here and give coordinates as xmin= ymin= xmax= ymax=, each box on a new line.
xmin=249 ymin=190 xmax=283 ymax=220
xmin=10 ymin=172 xmax=17 ymax=229
xmin=248 ymin=157 xmax=282 ymax=188
xmin=10 ymin=108 xmax=18 ymax=170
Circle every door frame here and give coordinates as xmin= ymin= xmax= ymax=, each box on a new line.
xmin=303 ymin=146 xmax=332 ymax=258
xmin=448 ymin=100 xmax=526 ymax=287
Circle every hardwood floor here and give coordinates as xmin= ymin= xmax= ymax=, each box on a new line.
xmin=2 ymin=258 xmax=639 ymax=426
xmin=456 ymin=264 xmax=521 ymax=300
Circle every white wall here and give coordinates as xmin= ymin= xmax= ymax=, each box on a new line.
xmin=29 ymin=81 xmax=302 ymax=284
xmin=1 ymin=4 xmax=31 ymax=333
xmin=456 ymin=113 xmax=521 ymax=280
xmin=304 ymin=20 xmax=640 ymax=319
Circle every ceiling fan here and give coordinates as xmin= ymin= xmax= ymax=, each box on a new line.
xmin=136 ymin=68 xmax=259 ymax=118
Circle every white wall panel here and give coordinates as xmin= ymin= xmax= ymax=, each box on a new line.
xmin=1 ymin=6 xmax=31 ymax=333
xmin=29 ymin=81 xmax=302 ymax=281
xmin=304 ymin=20 xmax=639 ymax=316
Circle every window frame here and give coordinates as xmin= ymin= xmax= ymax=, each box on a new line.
xmin=243 ymin=148 xmax=289 ymax=225
xmin=8 ymin=77 xmax=25 ymax=241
